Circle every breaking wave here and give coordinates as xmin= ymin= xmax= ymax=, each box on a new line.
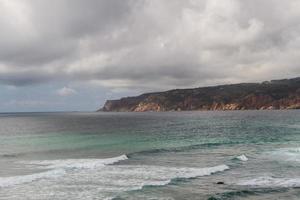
xmin=0 ymin=169 xmax=65 ymax=188
xmin=23 ymin=154 xmax=128 ymax=169
xmin=235 ymin=154 xmax=248 ymax=161
xmin=0 ymin=154 xmax=229 ymax=199
xmin=0 ymin=155 xmax=128 ymax=188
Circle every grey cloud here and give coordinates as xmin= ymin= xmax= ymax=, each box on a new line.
xmin=0 ymin=0 xmax=299 ymax=89
xmin=0 ymin=70 xmax=59 ymax=86
xmin=0 ymin=0 xmax=132 ymax=67
xmin=30 ymin=0 xmax=131 ymax=37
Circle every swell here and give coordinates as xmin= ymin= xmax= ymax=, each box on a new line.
xmin=112 ymin=164 xmax=230 ymax=200
xmin=127 ymin=141 xmax=240 ymax=158
xmin=238 ymin=176 xmax=300 ymax=188
xmin=1 ymin=157 xmax=230 ymax=200
xmin=23 ymin=154 xmax=128 ymax=169
xmin=0 ymin=169 xmax=66 ymax=188
xmin=209 ymin=176 xmax=300 ymax=200
xmin=207 ymin=188 xmax=289 ymax=200
xmin=0 ymin=153 xmax=25 ymax=158
xmin=0 ymin=155 xmax=128 ymax=188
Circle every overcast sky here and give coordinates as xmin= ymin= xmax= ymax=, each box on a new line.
xmin=0 ymin=0 xmax=300 ymax=112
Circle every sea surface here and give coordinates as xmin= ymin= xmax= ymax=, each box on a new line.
xmin=0 ymin=111 xmax=300 ymax=200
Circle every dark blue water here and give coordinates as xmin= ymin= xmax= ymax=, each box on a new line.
xmin=0 ymin=111 xmax=300 ymax=199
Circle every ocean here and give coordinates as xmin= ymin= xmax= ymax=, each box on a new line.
xmin=0 ymin=111 xmax=300 ymax=200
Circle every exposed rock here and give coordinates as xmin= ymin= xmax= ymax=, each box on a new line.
xmin=98 ymin=77 xmax=300 ymax=112
xmin=134 ymin=103 xmax=162 ymax=112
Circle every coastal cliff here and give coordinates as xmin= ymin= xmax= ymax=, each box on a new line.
xmin=99 ymin=77 xmax=300 ymax=112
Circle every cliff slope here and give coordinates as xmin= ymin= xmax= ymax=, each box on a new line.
xmin=99 ymin=77 xmax=300 ymax=112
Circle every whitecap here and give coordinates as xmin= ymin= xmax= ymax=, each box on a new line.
xmin=22 ymin=154 xmax=128 ymax=170
xmin=0 ymin=155 xmax=128 ymax=188
xmin=236 ymin=154 xmax=248 ymax=161
xmin=1 ymin=156 xmax=229 ymax=199
xmin=0 ymin=169 xmax=65 ymax=188
xmin=237 ymin=176 xmax=300 ymax=188
xmin=269 ymin=148 xmax=300 ymax=163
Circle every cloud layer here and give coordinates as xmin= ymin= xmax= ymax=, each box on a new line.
xmin=0 ymin=0 xmax=300 ymax=90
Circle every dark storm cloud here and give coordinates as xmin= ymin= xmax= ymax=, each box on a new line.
xmin=0 ymin=0 xmax=299 ymax=89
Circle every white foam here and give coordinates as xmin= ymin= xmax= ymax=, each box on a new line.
xmin=269 ymin=148 xmax=300 ymax=163
xmin=238 ymin=176 xmax=300 ymax=188
xmin=87 ymin=164 xmax=229 ymax=192
xmin=0 ymin=155 xmax=128 ymax=188
xmin=0 ymin=156 xmax=229 ymax=199
xmin=168 ymin=164 xmax=230 ymax=179
xmin=0 ymin=169 xmax=65 ymax=188
xmin=286 ymin=148 xmax=300 ymax=153
xmin=236 ymin=154 xmax=248 ymax=161
xmin=23 ymin=154 xmax=128 ymax=169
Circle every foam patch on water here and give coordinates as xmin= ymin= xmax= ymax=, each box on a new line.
xmin=235 ymin=155 xmax=248 ymax=161
xmin=0 ymin=169 xmax=65 ymax=188
xmin=0 ymin=155 xmax=128 ymax=188
xmin=237 ymin=176 xmax=300 ymax=188
xmin=23 ymin=154 xmax=128 ymax=169
xmin=0 ymin=160 xmax=229 ymax=199
xmin=269 ymin=147 xmax=300 ymax=163
xmin=96 ymin=164 xmax=230 ymax=191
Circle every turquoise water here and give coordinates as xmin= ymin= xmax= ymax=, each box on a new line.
xmin=0 ymin=111 xmax=300 ymax=199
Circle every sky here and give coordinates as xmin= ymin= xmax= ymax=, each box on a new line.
xmin=0 ymin=0 xmax=300 ymax=112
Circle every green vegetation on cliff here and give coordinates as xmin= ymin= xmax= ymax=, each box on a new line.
xmin=99 ymin=77 xmax=300 ymax=112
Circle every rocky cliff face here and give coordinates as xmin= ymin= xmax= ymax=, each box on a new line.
xmin=99 ymin=77 xmax=300 ymax=112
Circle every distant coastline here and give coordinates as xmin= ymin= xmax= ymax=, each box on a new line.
xmin=99 ymin=77 xmax=300 ymax=112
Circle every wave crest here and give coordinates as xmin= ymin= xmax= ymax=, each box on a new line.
xmin=235 ymin=155 xmax=248 ymax=161
xmin=0 ymin=169 xmax=65 ymax=188
xmin=23 ymin=154 xmax=128 ymax=169
xmin=0 ymin=155 xmax=128 ymax=188
xmin=0 ymin=155 xmax=229 ymax=200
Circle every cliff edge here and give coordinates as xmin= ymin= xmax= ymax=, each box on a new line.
xmin=99 ymin=77 xmax=300 ymax=112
